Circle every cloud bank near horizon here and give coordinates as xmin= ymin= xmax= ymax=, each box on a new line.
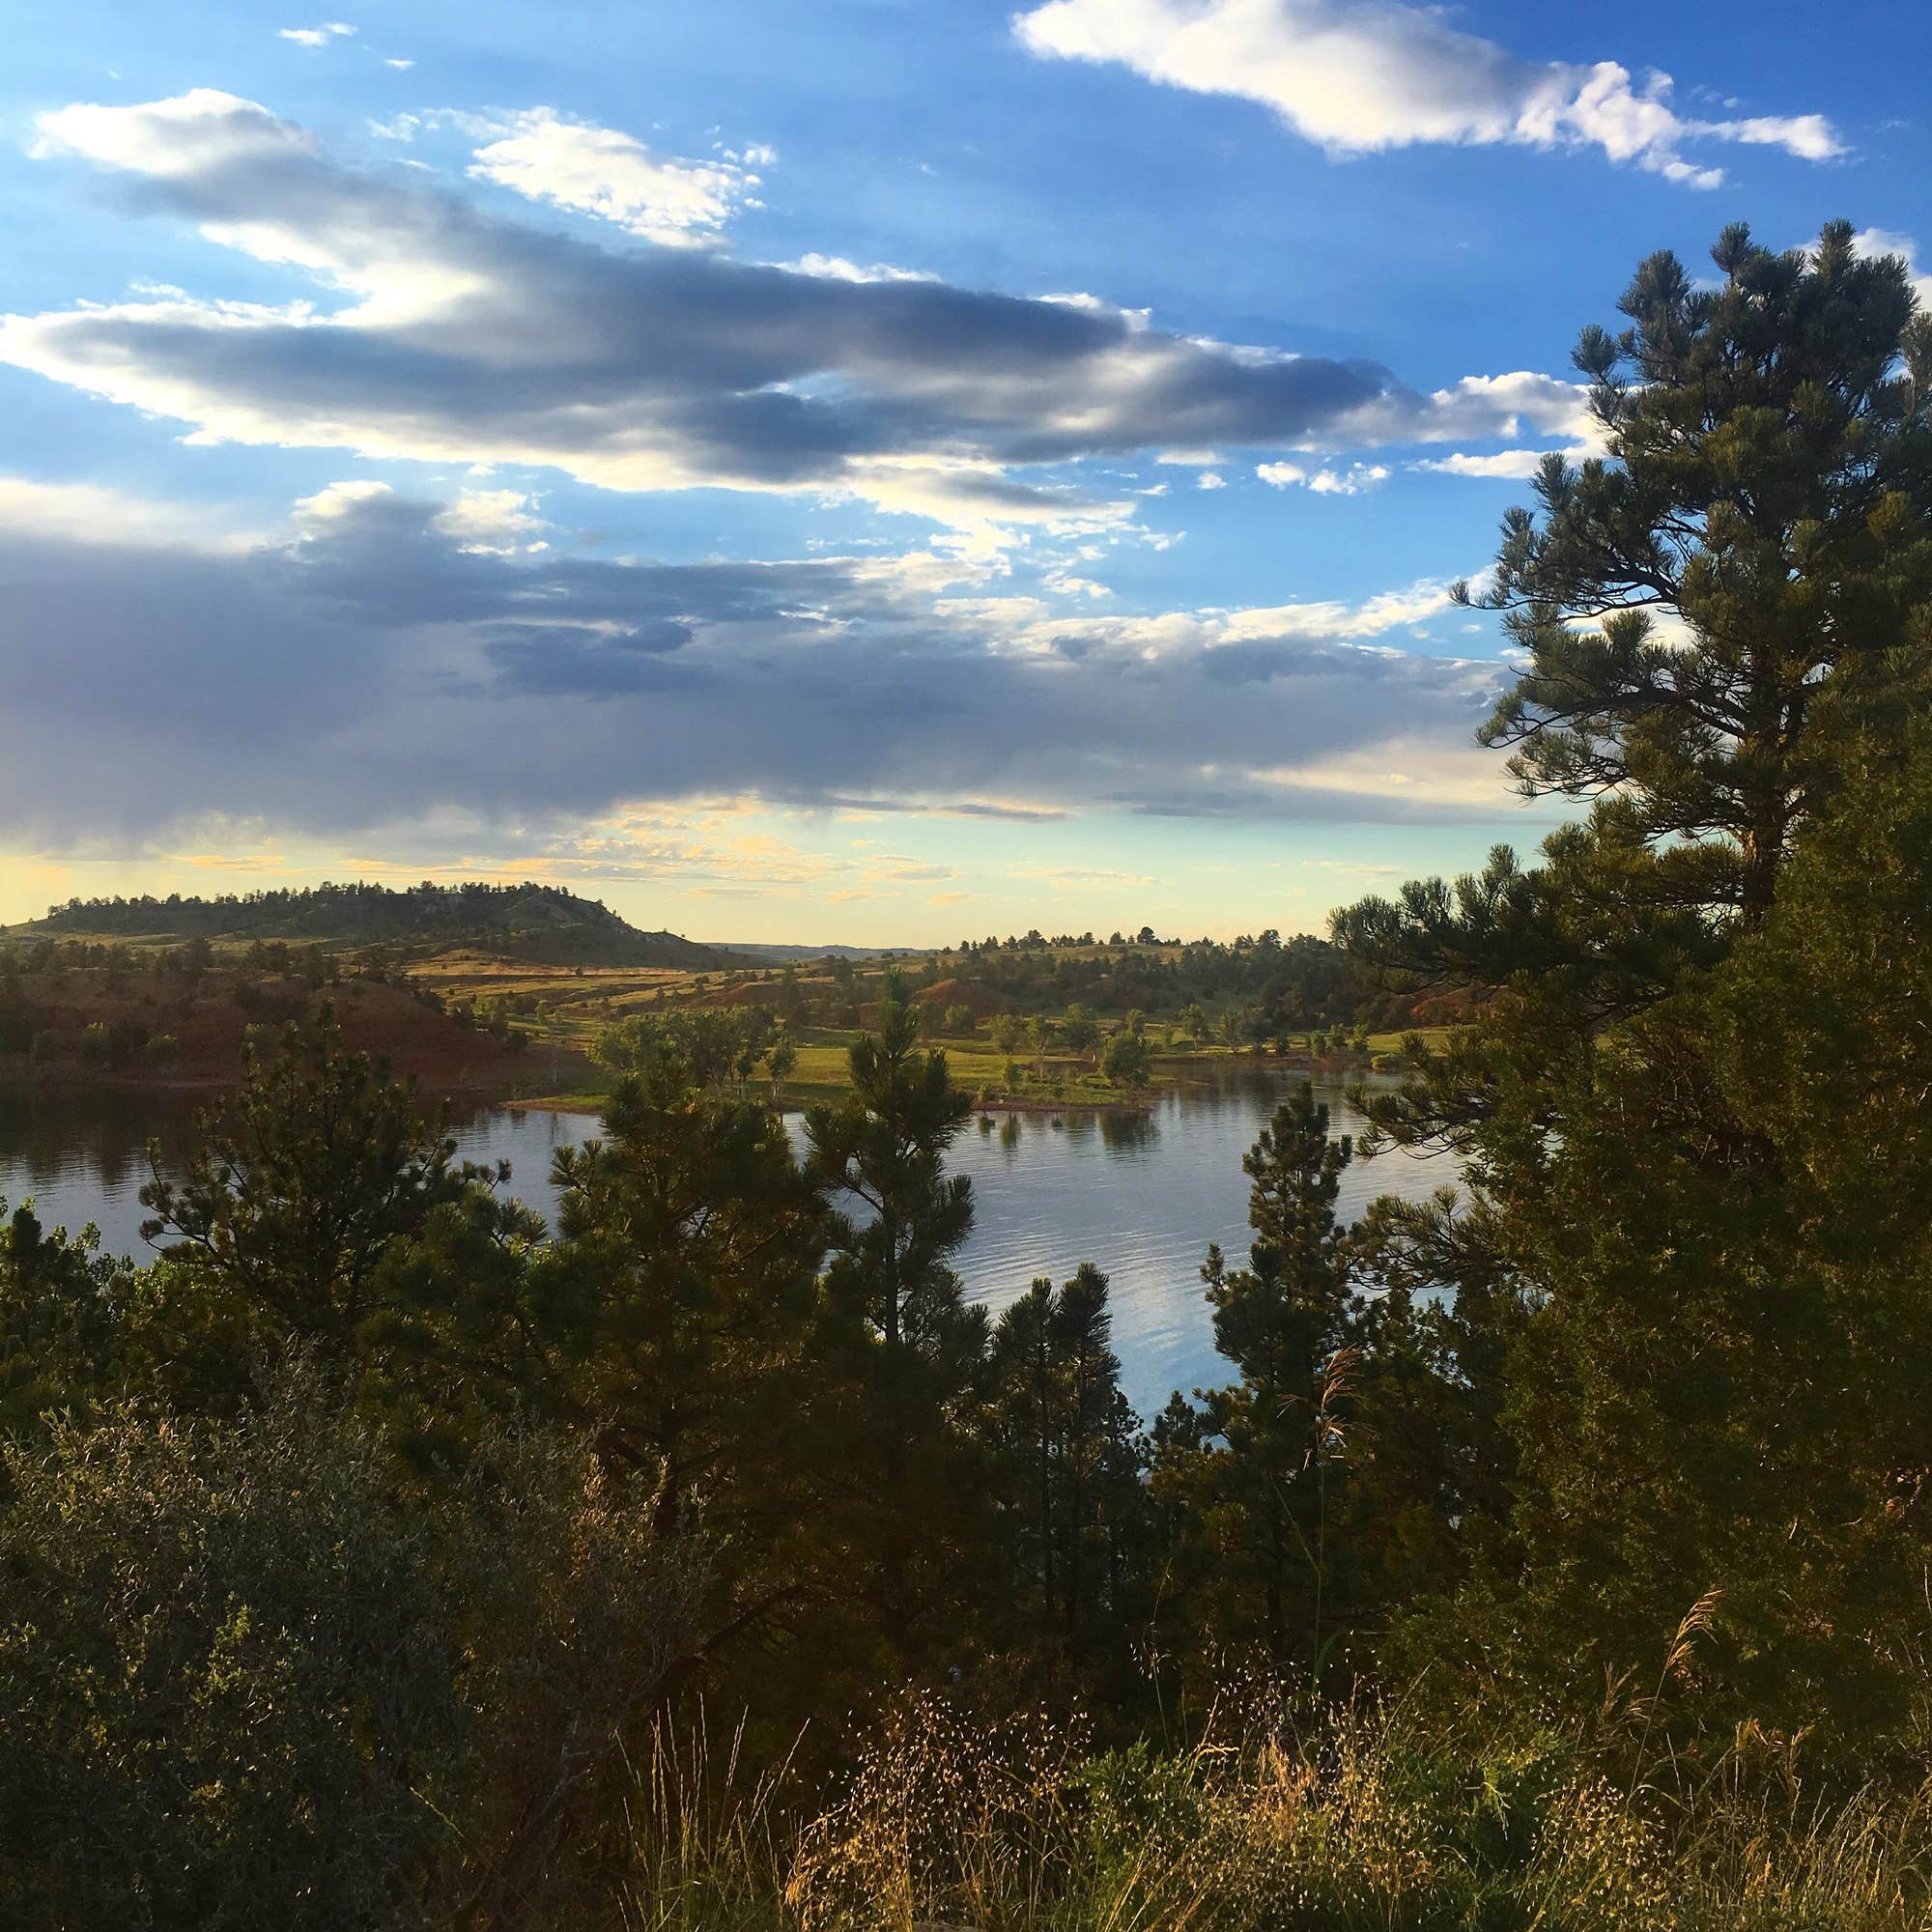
xmin=0 ymin=473 xmax=1511 ymax=852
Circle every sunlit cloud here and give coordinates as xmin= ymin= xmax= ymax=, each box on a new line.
xmin=1015 ymin=0 xmax=1841 ymax=188
xmin=10 ymin=90 xmax=1591 ymax=542
xmin=279 ymin=20 xmax=355 ymax=48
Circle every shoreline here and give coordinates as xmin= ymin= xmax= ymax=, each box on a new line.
xmin=488 ymin=1049 xmax=1387 ymax=1120
xmin=4 ymin=1048 xmax=1387 ymax=1120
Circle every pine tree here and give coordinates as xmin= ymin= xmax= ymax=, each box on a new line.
xmin=1337 ymin=227 xmax=1932 ymax=1150
xmin=983 ymin=1264 xmax=1147 ymax=1677
xmin=987 ymin=1278 xmax=1060 ymax=1624
xmin=1154 ymin=1086 xmax=1359 ymax=1670
xmin=1329 ymin=226 xmax=1932 ymax=1763
xmin=1462 ymin=219 xmax=1932 ymax=924
xmin=807 ymin=974 xmax=986 ymax=1661
xmin=502 ymin=1032 xmax=839 ymax=1682
xmin=548 ymin=1037 xmax=829 ymax=1503
xmin=138 ymin=1007 xmax=472 ymax=1351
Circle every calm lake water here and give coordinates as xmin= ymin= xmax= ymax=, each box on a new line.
xmin=0 ymin=1069 xmax=1454 ymax=1422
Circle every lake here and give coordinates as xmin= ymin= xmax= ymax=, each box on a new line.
xmin=0 ymin=1069 xmax=1455 ymax=1423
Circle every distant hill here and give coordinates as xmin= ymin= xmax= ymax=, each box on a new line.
xmin=25 ymin=883 xmax=733 ymax=969
xmin=718 ymin=942 xmax=913 ymax=962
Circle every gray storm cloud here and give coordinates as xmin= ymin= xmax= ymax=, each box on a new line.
xmin=0 ymin=483 xmax=1507 ymax=843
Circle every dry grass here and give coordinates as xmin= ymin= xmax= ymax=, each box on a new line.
xmin=600 ymin=1686 xmax=1932 ymax=1932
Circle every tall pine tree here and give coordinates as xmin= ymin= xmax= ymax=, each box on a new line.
xmin=807 ymin=974 xmax=987 ymax=1663
xmin=982 ymin=1264 xmax=1147 ymax=1684
xmin=1153 ymin=1086 xmax=1359 ymax=1673
xmin=1333 ymin=225 xmax=1932 ymax=1765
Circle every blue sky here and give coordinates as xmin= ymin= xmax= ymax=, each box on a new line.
xmin=2 ymin=0 xmax=1926 ymax=941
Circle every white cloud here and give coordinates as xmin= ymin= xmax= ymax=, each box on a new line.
xmin=776 ymin=253 xmax=939 ymax=283
xmin=278 ymin=20 xmax=354 ymax=45
xmin=384 ymin=57 xmax=413 ymax=71
xmin=431 ymin=488 xmax=548 ymax=553
xmin=468 ymin=108 xmax=766 ymax=246
xmin=1310 ymin=462 xmax=1387 ymax=496
xmin=0 ymin=476 xmax=255 ymax=551
xmin=1196 ymin=469 xmax=1226 ymax=489
xmin=1014 ymin=0 xmax=1840 ymax=188
xmin=11 ymin=91 xmax=1591 ymax=541
xmin=292 ymin=478 xmax=387 ymax=519
xmin=1258 ymin=458 xmax=1387 ymax=495
xmin=949 ymin=575 xmax=1457 ymax=658
xmin=1852 ymin=228 xmax=1932 ymax=307
xmin=34 ymin=89 xmax=316 ymax=178
xmin=1326 ymin=370 xmax=1596 ymax=447
xmin=1411 ymin=445 xmax=1593 ymax=480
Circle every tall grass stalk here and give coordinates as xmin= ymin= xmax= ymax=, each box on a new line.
xmin=603 ymin=1685 xmax=1932 ymax=1931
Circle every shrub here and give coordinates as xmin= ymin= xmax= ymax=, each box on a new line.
xmin=0 ymin=1366 xmax=708 ymax=1932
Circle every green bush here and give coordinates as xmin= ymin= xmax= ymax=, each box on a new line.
xmin=0 ymin=1366 xmax=707 ymax=1932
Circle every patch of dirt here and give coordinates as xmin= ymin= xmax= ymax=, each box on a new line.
xmin=1408 ymin=986 xmax=1482 ymax=1025
xmin=706 ymin=980 xmax=787 ymax=1008
xmin=911 ymin=977 xmax=1005 ymax=1017
xmin=3 ymin=969 xmax=574 ymax=1100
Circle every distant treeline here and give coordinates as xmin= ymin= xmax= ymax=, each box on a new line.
xmin=32 ymin=881 xmax=724 ymax=966
xmin=930 ymin=928 xmax=1425 ymax=1031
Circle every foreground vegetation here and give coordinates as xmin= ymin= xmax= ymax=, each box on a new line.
xmin=5 ymin=222 xmax=1932 ymax=1925
xmin=506 ymin=1690 xmax=1932 ymax=1931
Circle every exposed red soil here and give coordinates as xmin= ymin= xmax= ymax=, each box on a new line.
xmin=3 ymin=970 xmax=563 ymax=1099
xmin=1407 ymin=986 xmax=1483 ymax=1025
xmin=707 ymin=980 xmax=786 ymax=1008
xmin=911 ymin=977 xmax=1005 ymax=1017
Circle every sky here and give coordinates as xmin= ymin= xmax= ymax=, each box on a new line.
xmin=2 ymin=0 xmax=1927 ymax=944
